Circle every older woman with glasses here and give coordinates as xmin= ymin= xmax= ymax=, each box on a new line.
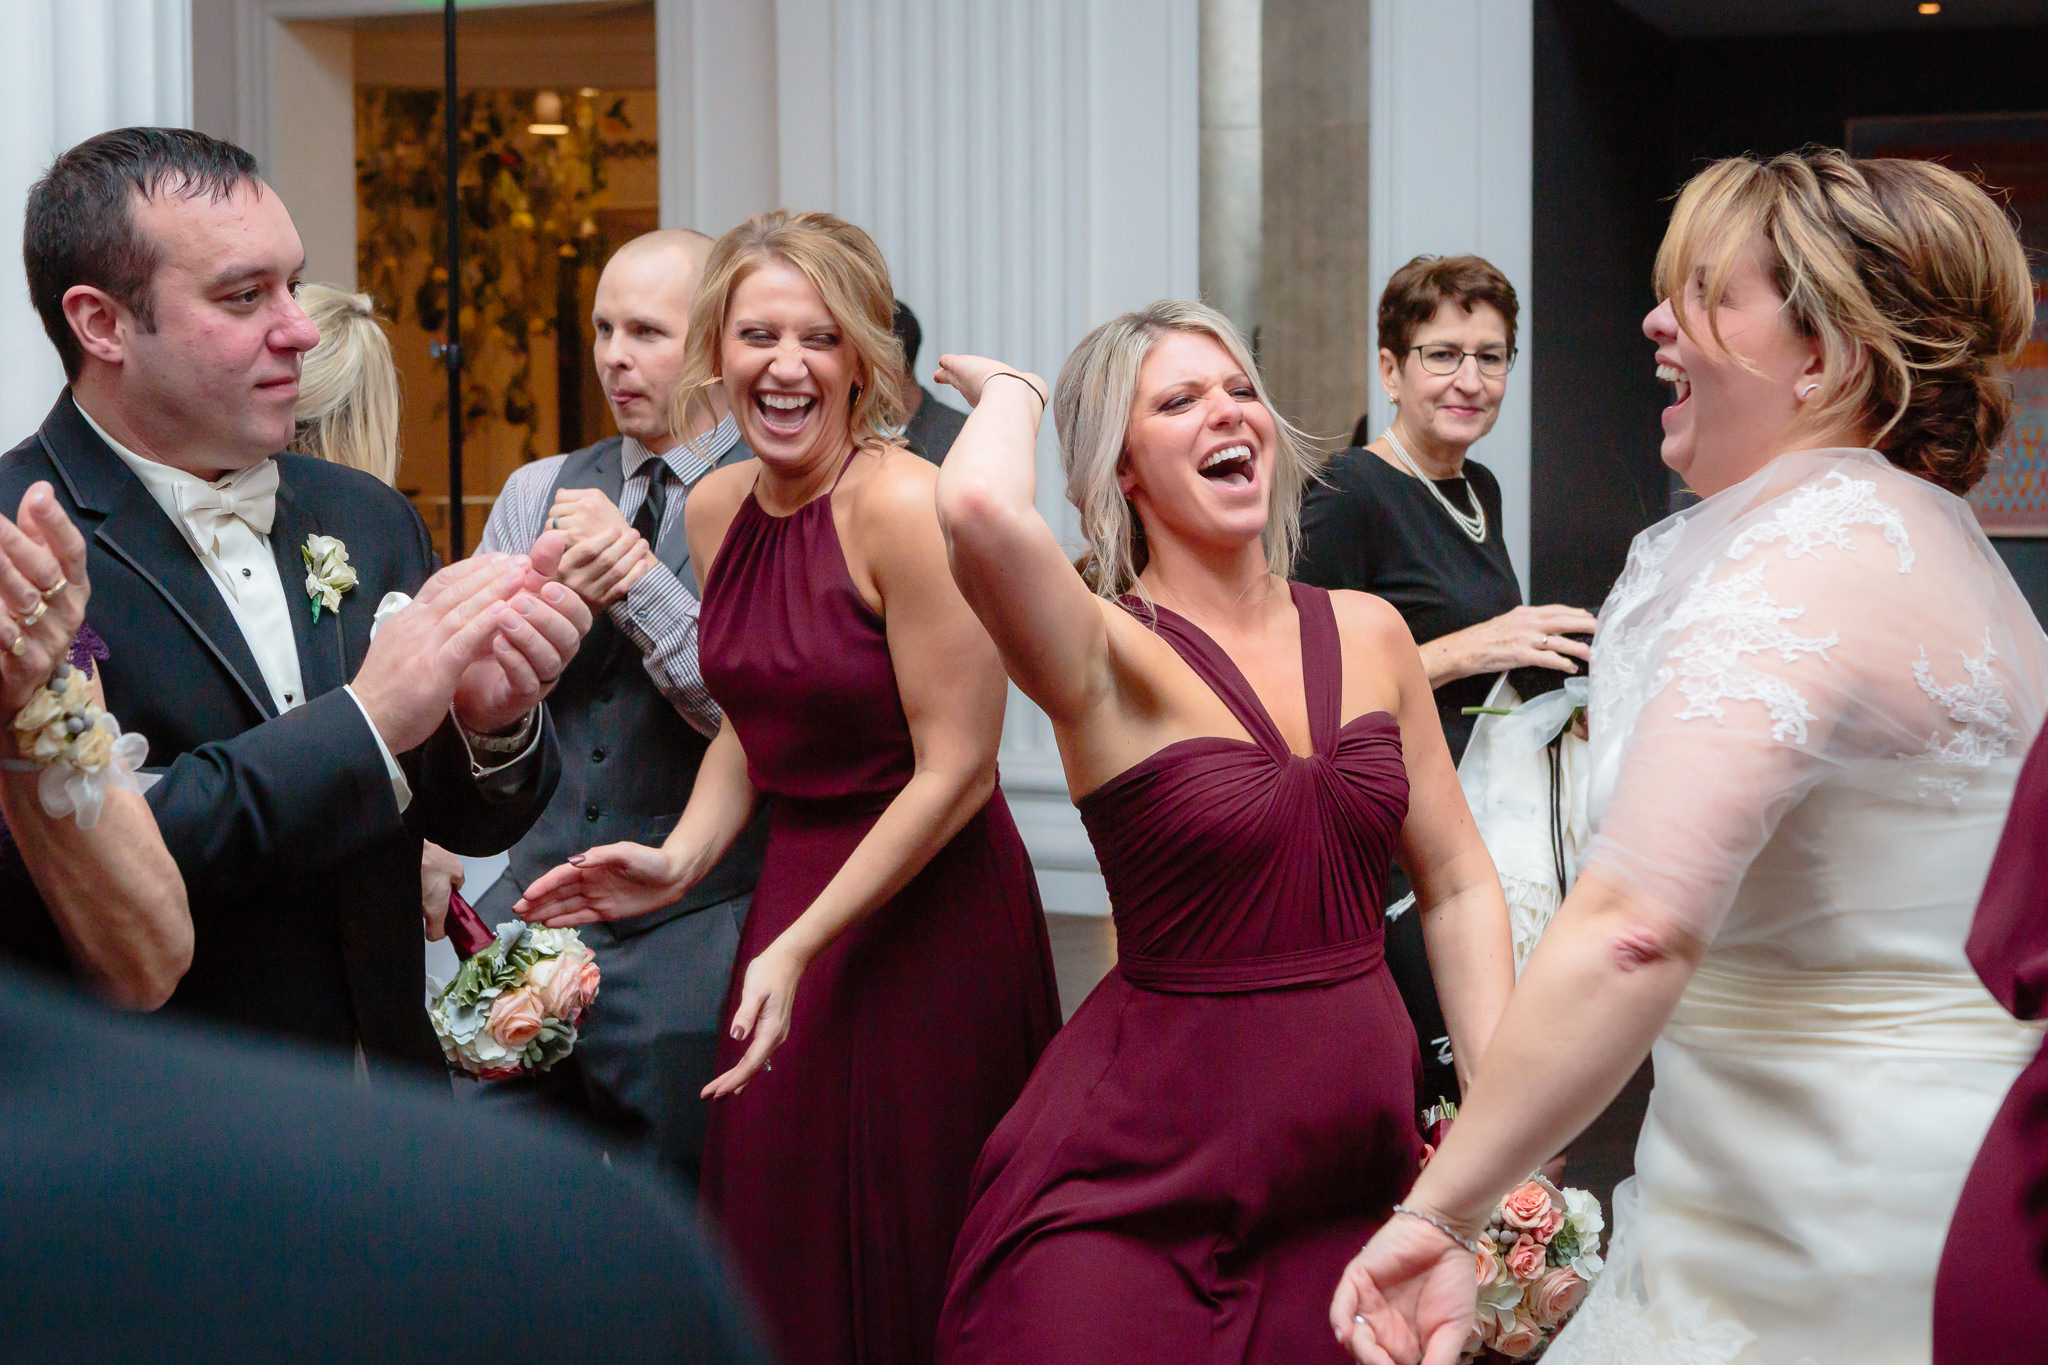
xmin=1297 ymin=255 xmax=1596 ymax=1108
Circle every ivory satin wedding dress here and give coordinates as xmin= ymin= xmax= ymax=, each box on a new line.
xmin=1546 ymin=450 xmax=2047 ymax=1364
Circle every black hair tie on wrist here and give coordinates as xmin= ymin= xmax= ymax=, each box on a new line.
xmin=987 ymin=370 xmax=1048 ymax=409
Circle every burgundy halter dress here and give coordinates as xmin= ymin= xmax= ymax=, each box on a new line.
xmin=937 ymin=582 xmax=1423 ymax=1363
xmin=1933 ymin=724 xmax=2048 ymax=1360
xmin=696 ymin=464 xmax=1062 ymax=1365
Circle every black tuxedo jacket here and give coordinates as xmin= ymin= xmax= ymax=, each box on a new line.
xmin=0 ymin=394 xmax=561 ymax=1074
xmin=0 ymin=966 xmax=770 ymax=1363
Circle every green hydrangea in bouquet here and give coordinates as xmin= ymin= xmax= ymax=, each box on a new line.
xmin=429 ymin=921 xmax=599 ymax=1079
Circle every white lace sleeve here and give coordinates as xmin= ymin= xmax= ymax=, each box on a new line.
xmin=1582 ymin=452 xmax=2047 ymax=944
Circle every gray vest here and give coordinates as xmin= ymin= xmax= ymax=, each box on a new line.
xmin=499 ymin=436 xmax=767 ymax=937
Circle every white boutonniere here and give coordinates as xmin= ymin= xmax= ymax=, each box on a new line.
xmin=301 ymin=533 xmax=359 ymax=621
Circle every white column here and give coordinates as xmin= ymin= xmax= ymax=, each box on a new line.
xmin=0 ymin=0 xmax=193 ymax=437
xmin=810 ymin=0 xmax=1198 ymax=913
xmin=656 ymin=0 xmax=781 ymax=235
xmin=1369 ymin=0 xmax=1533 ymax=585
xmin=646 ymin=0 xmax=1199 ymax=912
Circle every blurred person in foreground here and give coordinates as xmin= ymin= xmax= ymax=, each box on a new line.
xmin=1333 ymin=149 xmax=2046 ymax=1365
xmin=0 ymin=961 xmax=769 ymax=1364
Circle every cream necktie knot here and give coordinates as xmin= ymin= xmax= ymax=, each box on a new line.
xmin=175 ymin=460 xmax=280 ymax=546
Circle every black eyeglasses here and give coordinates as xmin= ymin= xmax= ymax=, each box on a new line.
xmin=1409 ymin=344 xmax=1517 ymax=378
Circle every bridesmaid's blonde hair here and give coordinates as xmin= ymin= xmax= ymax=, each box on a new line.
xmin=1655 ymin=147 xmax=2034 ymax=495
xmin=671 ymin=209 xmax=908 ymax=449
xmin=292 ymin=284 xmax=401 ymax=485
xmin=1054 ymin=300 xmax=1319 ymax=600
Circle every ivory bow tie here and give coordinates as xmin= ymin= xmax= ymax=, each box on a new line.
xmin=174 ymin=461 xmax=281 ymax=544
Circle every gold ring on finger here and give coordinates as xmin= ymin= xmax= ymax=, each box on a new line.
xmin=5 ymin=631 xmax=24 ymax=658
xmin=37 ymin=575 xmax=66 ymax=599
xmin=17 ymin=599 xmax=47 ymax=629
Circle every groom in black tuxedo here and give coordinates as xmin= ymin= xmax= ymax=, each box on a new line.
xmin=0 ymin=127 xmax=590 ymax=1076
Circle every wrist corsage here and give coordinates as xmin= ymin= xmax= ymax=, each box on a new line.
xmin=5 ymin=662 xmax=151 ymax=829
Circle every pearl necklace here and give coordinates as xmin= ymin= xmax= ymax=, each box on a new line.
xmin=1383 ymin=429 xmax=1486 ymax=543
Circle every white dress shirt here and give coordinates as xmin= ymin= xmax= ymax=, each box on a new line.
xmin=78 ymin=405 xmax=416 ymax=812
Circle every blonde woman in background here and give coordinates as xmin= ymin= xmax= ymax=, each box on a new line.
xmin=292 ymin=285 xmax=402 ymax=484
xmin=290 ymin=284 xmax=468 ymax=941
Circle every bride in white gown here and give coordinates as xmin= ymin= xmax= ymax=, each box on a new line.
xmin=1332 ymin=149 xmax=2046 ymax=1365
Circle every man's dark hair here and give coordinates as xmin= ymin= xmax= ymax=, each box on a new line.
xmin=24 ymin=127 xmax=263 ymax=381
xmin=891 ymin=299 xmax=922 ymax=370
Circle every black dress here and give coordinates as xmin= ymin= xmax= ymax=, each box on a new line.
xmin=1295 ymin=447 xmax=1521 ymax=762
xmin=1294 ymin=445 xmax=1522 ymax=1106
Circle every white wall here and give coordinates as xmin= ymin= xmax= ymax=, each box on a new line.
xmin=652 ymin=0 xmax=1198 ymax=913
xmin=1369 ymin=0 xmax=1534 ymax=585
xmin=830 ymin=0 xmax=1202 ymax=913
xmin=0 ymin=0 xmax=193 ymax=438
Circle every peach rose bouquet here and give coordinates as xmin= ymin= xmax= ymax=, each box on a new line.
xmin=1418 ymin=1100 xmax=1605 ymax=1361
xmin=428 ymin=921 xmax=601 ymax=1079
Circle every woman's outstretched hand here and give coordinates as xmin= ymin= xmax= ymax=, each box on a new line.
xmin=1329 ymin=1213 xmax=1479 ymax=1365
xmin=513 ymin=842 xmax=684 ymax=926
xmin=701 ymin=941 xmax=806 ymax=1099
xmin=932 ymin=354 xmax=1047 ymax=410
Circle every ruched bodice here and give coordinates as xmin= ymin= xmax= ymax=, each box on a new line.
xmin=1080 ymin=584 xmax=1407 ymax=966
xmin=940 ymin=581 xmax=1423 ymax=1365
xmin=701 ymin=487 xmax=913 ymax=804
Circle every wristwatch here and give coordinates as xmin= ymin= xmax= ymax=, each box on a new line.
xmin=460 ymin=707 xmax=538 ymax=764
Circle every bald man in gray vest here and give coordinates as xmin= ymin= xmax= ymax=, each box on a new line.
xmin=474 ymin=230 xmax=765 ymax=1185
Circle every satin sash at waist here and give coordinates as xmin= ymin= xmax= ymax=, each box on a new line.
xmin=1115 ymin=933 xmax=1386 ymax=995
xmin=1663 ymin=957 xmax=2042 ymax=1062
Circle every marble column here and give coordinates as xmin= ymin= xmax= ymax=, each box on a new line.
xmin=1200 ymin=0 xmax=1261 ymax=342
xmin=0 ymin=0 xmax=192 ymax=436
xmin=1258 ymin=0 xmax=1372 ymax=445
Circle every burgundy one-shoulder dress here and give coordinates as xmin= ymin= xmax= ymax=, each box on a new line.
xmin=697 ymin=470 xmax=1062 ymax=1365
xmin=1933 ymin=726 xmax=2048 ymax=1360
xmin=937 ymin=582 xmax=1422 ymax=1364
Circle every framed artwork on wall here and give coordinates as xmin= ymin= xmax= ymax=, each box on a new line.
xmin=1849 ymin=113 xmax=2048 ymax=537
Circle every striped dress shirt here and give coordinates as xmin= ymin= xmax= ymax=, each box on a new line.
xmin=479 ymin=414 xmax=741 ymax=737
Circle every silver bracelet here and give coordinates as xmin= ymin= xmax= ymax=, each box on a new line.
xmin=1389 ymin=1203 xmax=1481 ymax=1256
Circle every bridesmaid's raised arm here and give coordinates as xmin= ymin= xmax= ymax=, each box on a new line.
xmin=933 ymin=354 xmax=1114 ymax=729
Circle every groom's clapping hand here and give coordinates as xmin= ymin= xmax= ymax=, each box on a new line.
xmin=350 ymin=553 xmax=533 ymax=754
xmin=450 ymin=529 xmax=593 ymax=736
